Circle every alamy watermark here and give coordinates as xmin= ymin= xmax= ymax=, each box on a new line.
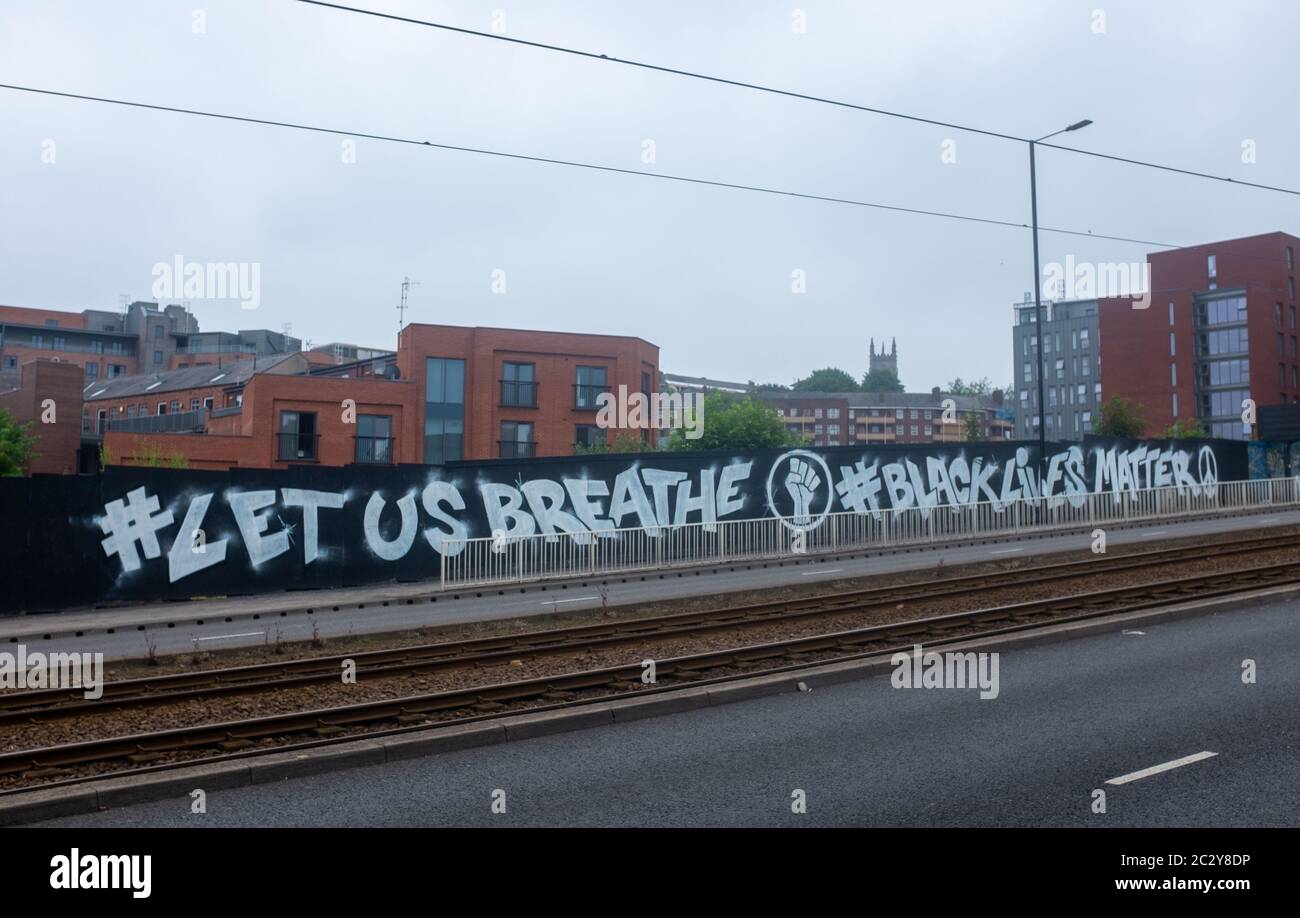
xmin=0 ymin=644 xmax=104 ymax=699
xmin=1042 ymin=255 xmax=1150 ymax=309
xmin=151 ymin=255 xmax=261 ymax=310
xmin=891 ymin=644 xmax=1000 ymax=699
xmin=595 ymin=384 xmax=704 ymax=439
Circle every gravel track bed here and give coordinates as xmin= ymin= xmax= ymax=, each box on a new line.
xmin=4 ymin=540 xmax=1297 ymax=779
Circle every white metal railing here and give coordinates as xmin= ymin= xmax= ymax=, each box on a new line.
xmin=438 ymin=477 xmax=1300 ymax=590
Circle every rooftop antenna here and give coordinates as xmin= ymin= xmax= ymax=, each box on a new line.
xmin=397 ymin=276 xmax=420 ymax=335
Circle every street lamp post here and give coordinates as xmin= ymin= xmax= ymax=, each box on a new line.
xmin=1029 ymin=119 xmax=1092 ymax=490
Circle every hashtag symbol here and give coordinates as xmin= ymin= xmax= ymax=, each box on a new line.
xmin=99 ymin=487 xmax=175 ymax=573
xmin=835 ymin=459 xmax=883 ymax=514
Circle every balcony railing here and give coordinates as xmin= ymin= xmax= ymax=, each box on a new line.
xmin=573 ymin=383 xmax=611 ymax=409
xmin=498 ymin=440 xmax=537 ymax=459
xmin=277 ymin=432 xmax=320 ymax=461
xmin=354 ymin=435 xmax=396 ymax=464
xmin=499 ymin=379 xmax=538 ymax=408
xmin=104 ymin=410 xmax=208 ymax=435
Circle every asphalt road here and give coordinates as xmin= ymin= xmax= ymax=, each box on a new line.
xmin=5 ymin=507 xmax=1297 ymax=662
xmin=32 ymin=592 xmax=1300 ymax=827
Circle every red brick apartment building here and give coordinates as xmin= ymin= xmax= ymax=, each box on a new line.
xmin=1 ymin=319 xmax=659 ymax=472
xmin=763 ymin=390 xmax=1013 ymax=446
xmin=1097 ymin=231 xmax=1299 ymax=438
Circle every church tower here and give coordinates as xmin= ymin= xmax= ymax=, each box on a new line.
xmin=869 ymin=337 xmax=898 ymax=375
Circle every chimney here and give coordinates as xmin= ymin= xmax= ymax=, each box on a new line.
xmin=931 ymin=386 xmax=941 ymax=398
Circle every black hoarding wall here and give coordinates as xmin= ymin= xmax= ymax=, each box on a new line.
xmin=0 ymin=437 xmax=1246 ymax=614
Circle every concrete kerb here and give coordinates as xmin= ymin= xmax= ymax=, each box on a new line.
xmin=4 ymin=580 xmax=1297 ymax=826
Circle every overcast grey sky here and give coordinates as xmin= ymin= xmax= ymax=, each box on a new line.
xmin=2 ymin=0 xmax=1296 ymax=390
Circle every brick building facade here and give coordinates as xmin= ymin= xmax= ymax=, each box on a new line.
xmin=1096 ymin=231 xmax=1299 ymax=438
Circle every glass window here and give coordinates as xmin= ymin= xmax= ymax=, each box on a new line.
xmin=574 ymin=424 xmax=604 ymax=449
xmin=499 ymin=421 xmax=534 ymax=458
xmin=501 ymin=362 xmax=536 ymax=407
xmin=575 ymin=366 xmax=609 ymax=409
xmin=279 ymin=411 xmax=318 ymax=460
xmin=357 ymin=414 xmax=393 ymax=463
xmin=425 ymin=357 xmax=465 ymax=464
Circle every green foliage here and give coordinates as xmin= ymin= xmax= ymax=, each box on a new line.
xmin=573 ymin=430 xmax=649 ymax=455
xmin=962 ymin=411 xmax=982 ymax=441
xmin=0 ymin=407 xmax=34 ymax=476
xmin=747 ymin=380 xmax=791 ymax=394
xmin=1163 ymin=418 xmax=1207 ymax=439
xmin=860 ymin=367 xmax=904 ymax=393
xmin=1095 ymin=396 xmax=1147 ymax=438
xmin=129 ymin=439 xmax=190 ymax=469
xmin=98 ymin=442 xmax=108 ymax=473
xmin=946 ymin=377 xmax=993 ymax=396
xmin=667 ymin=392 xmax=800 ymax=451
xmin=793 ymin=367 xmax=859 ymax=392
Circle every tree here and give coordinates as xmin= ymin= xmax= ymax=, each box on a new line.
xmin=0 ymin=407 xmax=34 ymax=476
xmin=1163 ymin=418 xmax=1207 ymax=439
xmin=1095 ymin=396 xmax=1147 ymax=438
xmin=861 ymin=367 xmax=904 ymax=393
xmin=946 ymin=377 xmax=993 ymax=396
xmin=747 ymin=380 xmax=791 ymax=394
xmin=667 ymin=392 xmax=800 ymax=451
xmin=962 ymin=411 xmax=982 ymax=441
xmin=573 ymin=430 xmax=649 ymax=455
xmin=792 ymin=367 xmax=859 ymax=392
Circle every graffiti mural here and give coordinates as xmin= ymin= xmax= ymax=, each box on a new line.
xmin=0 ymin=438 xmax=1248 ymax=613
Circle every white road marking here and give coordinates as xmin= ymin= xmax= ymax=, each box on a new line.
xmin=801 ymin=568 xmax=844 ymax=576
xmin=1259 ymin=518 xmax=1279 ymax=523
xmin=1138 ymin=530 xmax=1169 ymax=538
xmin=540 ymin=596 xmax=599 ymax=606
xmin=990 ymin=547 xmax=1024 ymax=555
xmin=1122 ymin=629 xmax=1145 ymax=635
xmin=1105 ymin=751 xmax=1218 ymax=786
xmin=194 ymin=631 xmax=266 ymax=642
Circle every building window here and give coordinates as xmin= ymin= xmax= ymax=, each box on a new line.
xmin=1170 ymin=364 xmax=1177 ymax=386
xmin=500 ymin=362 xmax=537 ymax=407
xmin=31 ymin=334 xmax=43 ymax=348
xmin=827 ymin=408 xmax=840 ymax=419
xmin=1207 ymin=254 xmax=1217 ymax=281
xmin=156 ymin=402 xmax=167 ymax=416
xmin=189 ymin=398 xmax=200 ymax=411
xmin=2 ymin=356 xmax=15 ymax=369
xmin=153 ymin=325 xmax=164 ymax=339
xmin=814 ymin=408 xmax=824 ymax=419
xmin=1169 ymin=332 xmax=1176 ymax=356
xmin=895 ymin=424 xmax=903 ymax=435
xmin=52 ymin=336 xmax=66 ymax=349
xmin=1287 ymin=246 xmax=1295 ymax=272
xmin=153 ymin=350 xmax=163 ymax=364
xmin=424 ymin=357 xmax=465 ymax=464
xmin=278 ymin=411 xmax=319 ymax=461
xmin=498 ymin=421 xmax=534 ymax=459
xmin=203 ymin=397 xmax=214 ymax=411
xmin=574 ymin=424 xmax=604 ymax=449
xmin=84 ymin=363 xmax=99 ymax=379
xmin=1055 ymin=359 xmax=1065 ymax=379
xmin=126 ymin=405 xmax=136 ymax=418
xmin=170 ymin=400 xmax=181 ymax=413
xmin=910 ymin=425 xmax=919 ymax=436
xmin=574 ymin=366 xmax=610 ymax=409
xmin=356 ymin=414 xmax=394 ymax=463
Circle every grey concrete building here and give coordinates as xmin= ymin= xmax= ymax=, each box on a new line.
xmin=1011 ymin=295 xmax=1102 ymax=441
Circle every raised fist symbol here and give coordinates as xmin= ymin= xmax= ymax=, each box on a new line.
xmin=784 ymin=458 xmax=821 ymax=525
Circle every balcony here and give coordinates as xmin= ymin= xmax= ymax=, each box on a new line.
xmin=277 ymin=432 xmax=320 ymax=462
xmin=573 ymin=383 xmax=611 ymax=410
xmin=498 ymin=440 xmax=537 ymax=459
xmin=103 ymin=409 xmax=208 ymax=436
xmin=354 ymin=435 xmax=396 ymax=464
xmin=499 ymin=379 xmax=538 ymax=408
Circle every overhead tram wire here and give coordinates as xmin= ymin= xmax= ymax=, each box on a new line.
xmin=291 ymin=0 xmax=1300 ymax=199
xmin=0 ymin=82 xmax=1180 ymax=250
